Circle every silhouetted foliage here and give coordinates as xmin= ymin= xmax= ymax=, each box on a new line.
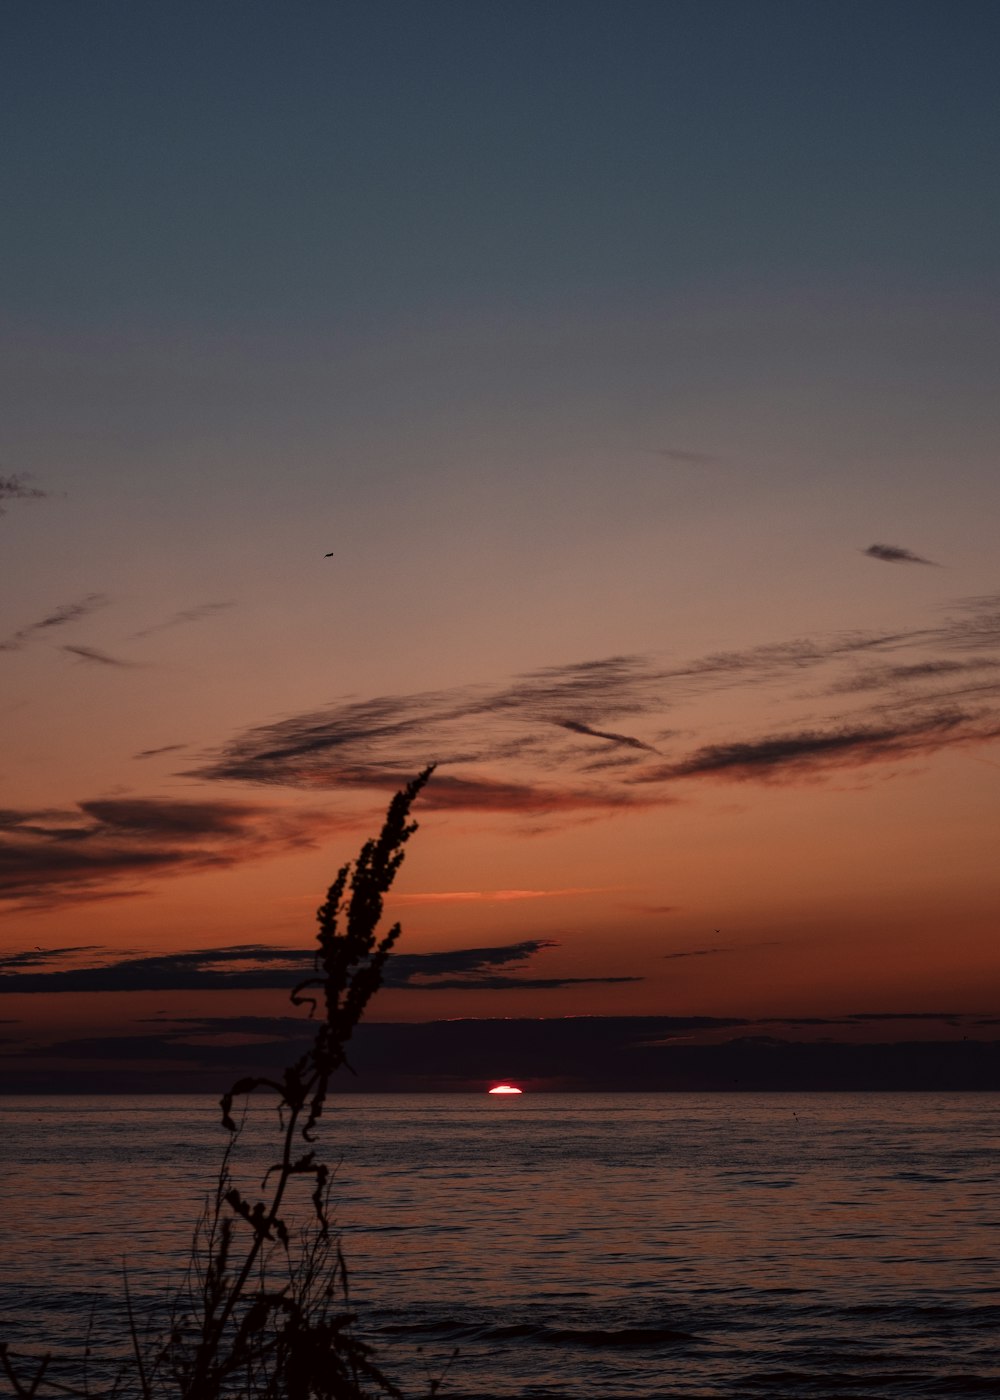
xmin=1 ymin=768 xmax=434 ymax=1400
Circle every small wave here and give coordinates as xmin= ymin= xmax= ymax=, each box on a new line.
xmin=491 ymin=1323 xmax=696 ymax=1348
xmin=378 ymin=1320 xmax=696 ymax=1348
xmin=840 ymin=1301 xmax=1000 ymax=1325
xmin=739 ymin=1368 xmax=858 ymax=1389
xmin=740 ymin=1367 xmax=1000 ymax=1395
xmin=378 ymin=1321 xmax=464 ymax=1335
xmin=924 ymin=1378 xmax=1000 ymax=1395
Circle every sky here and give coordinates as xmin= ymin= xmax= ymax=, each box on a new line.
xmin=2 ymin=0 xmax=999 ymax=1089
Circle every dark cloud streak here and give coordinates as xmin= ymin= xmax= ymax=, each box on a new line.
xmin=662 ymin=940 xmax=783 ymax=961
xmin=129 ymin=602 xmax=235 ymax=641
xmin=644 ymin=710 xmax=993 ymax=783
xmin=0 ymin=938 xmax=639 ymax=993
xmin=0 ymin=945 xmax=100 ymax=972
xmin=134 ymin=744 xmax=188 ymax=760
xmin=0 ymin=473 xmax=48 ymax=514
xmin=62 ymin=644 xmax=140 ymax=668
xmin=555 ymin=719 xmax=659 ymax=753
xmin=0 ymin=798 xmax=338 ymax=907
xmin=0 ymin=594 xmax=109 ymax=653
xmin=863 ymin=543 xmax=940 ymax=566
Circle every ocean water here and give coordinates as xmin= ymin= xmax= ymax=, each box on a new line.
xmin=0 ymin=1093 xmax=997 ymax=1399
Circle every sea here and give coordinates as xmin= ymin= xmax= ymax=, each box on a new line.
xmin=0 ymin=1093 xmax=997 ymax=1400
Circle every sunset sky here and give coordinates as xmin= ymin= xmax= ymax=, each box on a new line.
xmin=2 ymin=1 xmax=998 ymax=1088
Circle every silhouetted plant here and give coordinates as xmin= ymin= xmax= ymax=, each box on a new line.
xmin=1 ymin=767 xmax=434 ymax=1400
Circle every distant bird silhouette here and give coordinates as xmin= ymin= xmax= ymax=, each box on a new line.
xmin=324 ymin=552 xmax=334 ymax=557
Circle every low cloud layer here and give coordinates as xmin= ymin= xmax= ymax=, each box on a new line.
xmin=3 ymin=1012 xmax=996 ymax=1093
xmin=0 ymin=938 xmax=638 ymax=993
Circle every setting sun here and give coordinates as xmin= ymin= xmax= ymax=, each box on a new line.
xmin=487 ymin=1084 xmax=523 ymax=1095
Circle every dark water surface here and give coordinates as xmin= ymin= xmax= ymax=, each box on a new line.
xmin=1 ymin=1093 xmax=997 ymax=1399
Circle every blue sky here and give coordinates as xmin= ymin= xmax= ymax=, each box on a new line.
xmin=5 ymin=0 xmax=999 ymax=323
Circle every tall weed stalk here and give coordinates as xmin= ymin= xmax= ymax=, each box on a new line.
xmin=1 ymin=767 xmax=434 ymax=1400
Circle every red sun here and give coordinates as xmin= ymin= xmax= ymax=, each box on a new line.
xmin=488 ymin=1084 xmax=523 ymax=1095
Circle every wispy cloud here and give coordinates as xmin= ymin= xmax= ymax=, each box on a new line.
xmin=393 ymin=886 xmax=614 ymax=905
xmin=662 ymin=940 xmax=783 ymax=960
xmin=134 ymin=743 xmax=188 ymax=760
xmin=129 ymin=602 xmax=235 ymax=641
xmin=0 ymin=473 xmax=48 ymax=515
xmin=863 ymin=543 xmax=940 ymax=566
xmin=61 ymin=644 xmax=141 ymax=668
xmin=188 ymin=595 xmax=1000 ymax=811
xmin=411 ymin=773 xmax=665 ymax=815
xmin=2 ymin=596 xmax=234 ymax=669
xmin=828 ymin=658 xmax=1000 ymax=696
xmin=554 ymin=719 xmax=659 ymax=753
xmin=662 ymin=946 xmax=731 ymax=961
xmin=0 ymin=594 xmax=109 ymax=653
xmin=0 ymin=798 xmax=349 ymax=907
xmin=642 ymin=710 xmax=997 ymax=784
xmin=653 ymin=447 xmax=719 ymax=465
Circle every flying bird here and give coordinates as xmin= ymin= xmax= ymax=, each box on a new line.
xmin=324 ymin=552 xmax=334 ymax=557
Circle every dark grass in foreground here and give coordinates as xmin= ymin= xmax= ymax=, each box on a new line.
xmin=1 ymin=768 xmax=436 ymax=1400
